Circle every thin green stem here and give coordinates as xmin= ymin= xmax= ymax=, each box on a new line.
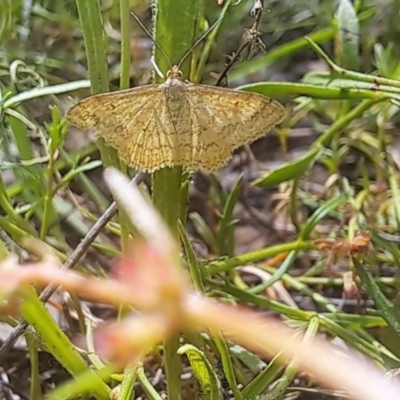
xmin=3 ymin=80 xmax=90 ymax=109
xmin=137 ymin=365 xmax=163 ymax=400
xmin=289 ymin=178 xmax=301 ymax=232
xmin=40 ymin=151 xmax=55 ymax=240
xmin=22 ymin=287 xmax=110 ymax=399
xmin=74 ymin=0 xmax=118 ymax=168
xmin=119 ymin=0 xmax=131 ymax=91
xmin=118 ymin=0 xmax=132 ymax=252
xmin=151 ymin=1 xmax=202 ymax=398
xmin=261 ymin=317 xmax=320 ymax=400
xmin=307 ymin=38 xmax=400 ymax=89
xmin=313 ymin=99 xmax=383 ymax=148
xmin=194 ymin=0 xmax=233 ymax=83
xmin=26 ymin=331 xmax=42 ymax=400
xmin=240 ymin=81 xmax=399 ymax=101
xmin=118 ymin=363 xmax=138 ymax=400
xmin=205 ymin=241 xmax=316 ymax=275
xmin=213 ymin=334 xmax=243 ymax=400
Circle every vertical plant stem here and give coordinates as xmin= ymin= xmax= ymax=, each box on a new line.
xmin=26 ymin=331 xmax=42 ymax=400
xmin=152 ymin=1 xmax=202 ymax=398
xmin=195 ymin=0 xmax=233 ymax=83
xmin=74 ymin=0 xmax=118 ymax=168
xmin=153 ymin=168 xmax=182 ymax=232
xmin=119 ymin=0 xmax=131 ymax=91
xmin=75 ymin=0 xmax=129 ymax=252
xmin=40 ymin=151 xmax=55 ymax=240
xmin=289 ymin=178 xmax=301 ymax=232
xmin=213 ymin=333 xmax=243 ymax=400
xmin=117 ymin=363 xmax=138 ymax=400
xmin=118 ymin=0 xmax=132 ymax=251
xmin=74 ymin=0 xmax=108 ymax=93
xmin=6 ymin=116 xmax=63 ymax=239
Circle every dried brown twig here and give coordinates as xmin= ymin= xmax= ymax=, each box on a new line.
xmin=215 ymin=0 xmax=267 ymax=86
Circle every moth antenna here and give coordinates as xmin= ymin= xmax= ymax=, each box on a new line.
xmin=150 ymin=56 xmax=165 ymax=79
xmin=177 ymin=17 xmax=224 ymax=70
xmin=129 ymin=11 xmax=172 ymax=70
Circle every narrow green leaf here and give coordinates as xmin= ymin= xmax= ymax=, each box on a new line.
xmin=260 ymin=317 xmax=320 ymax=400
xmin=22 ymin=288 xmax=110 ymax=399
xmin=320 ymin=315 xmax=388 ymax=364
xmin=241 ymin=352 xmax=283 ymax=400
xmin=178 ymin=344 xmax=222 ymax=400
xmin=3 ymin=80 xmax=90 ymax=109
xmin=0 ymin=0 xmax=11 ymax=45
xmin=335 ymin=0 xmax=360 ymax=70
xmin=300 ymin=194 xmax=347 ymax=239
xmin=46 ymin=106 xmax=69 ymax=153
xmin=248 ymin=250 xmax=299 ymax=293
xmin=240 ymin=81 xmax=393 ymax=101
xmin=354 ymin=259 xmax=400 ymax=336
xmin=54 ymin=160 xmax=103 ymax=193
xmin=217 ymin=175 xmax=243 ymax=255
xmin=321 ymin=313 xmax=386 ymax=329
xmin=213 ymin=336 xmax=243 ymax=400
xmin=137 ymin=366 xmax=163 ymax=400
xmin=303 ymin=72 xmax=400 ymax=98
xmin=205 ymin=241 xmax=316 ymax=276
xmin=74 ymin=0 xmax=117 ymax=168
xmin=190 ymin=212 xmax=218 ymax=253
xmin=117 ymin=364 xmax=137 ymax=400
xmin=252 ymin=146 xmax=323 ymax=187
xmin=230 ymin=345 xmax=266 ymax=374
xmin=374 ymin=43 xmax=395 ymax=78
xmin=178 ymin=219 xmax=205 ymax=293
